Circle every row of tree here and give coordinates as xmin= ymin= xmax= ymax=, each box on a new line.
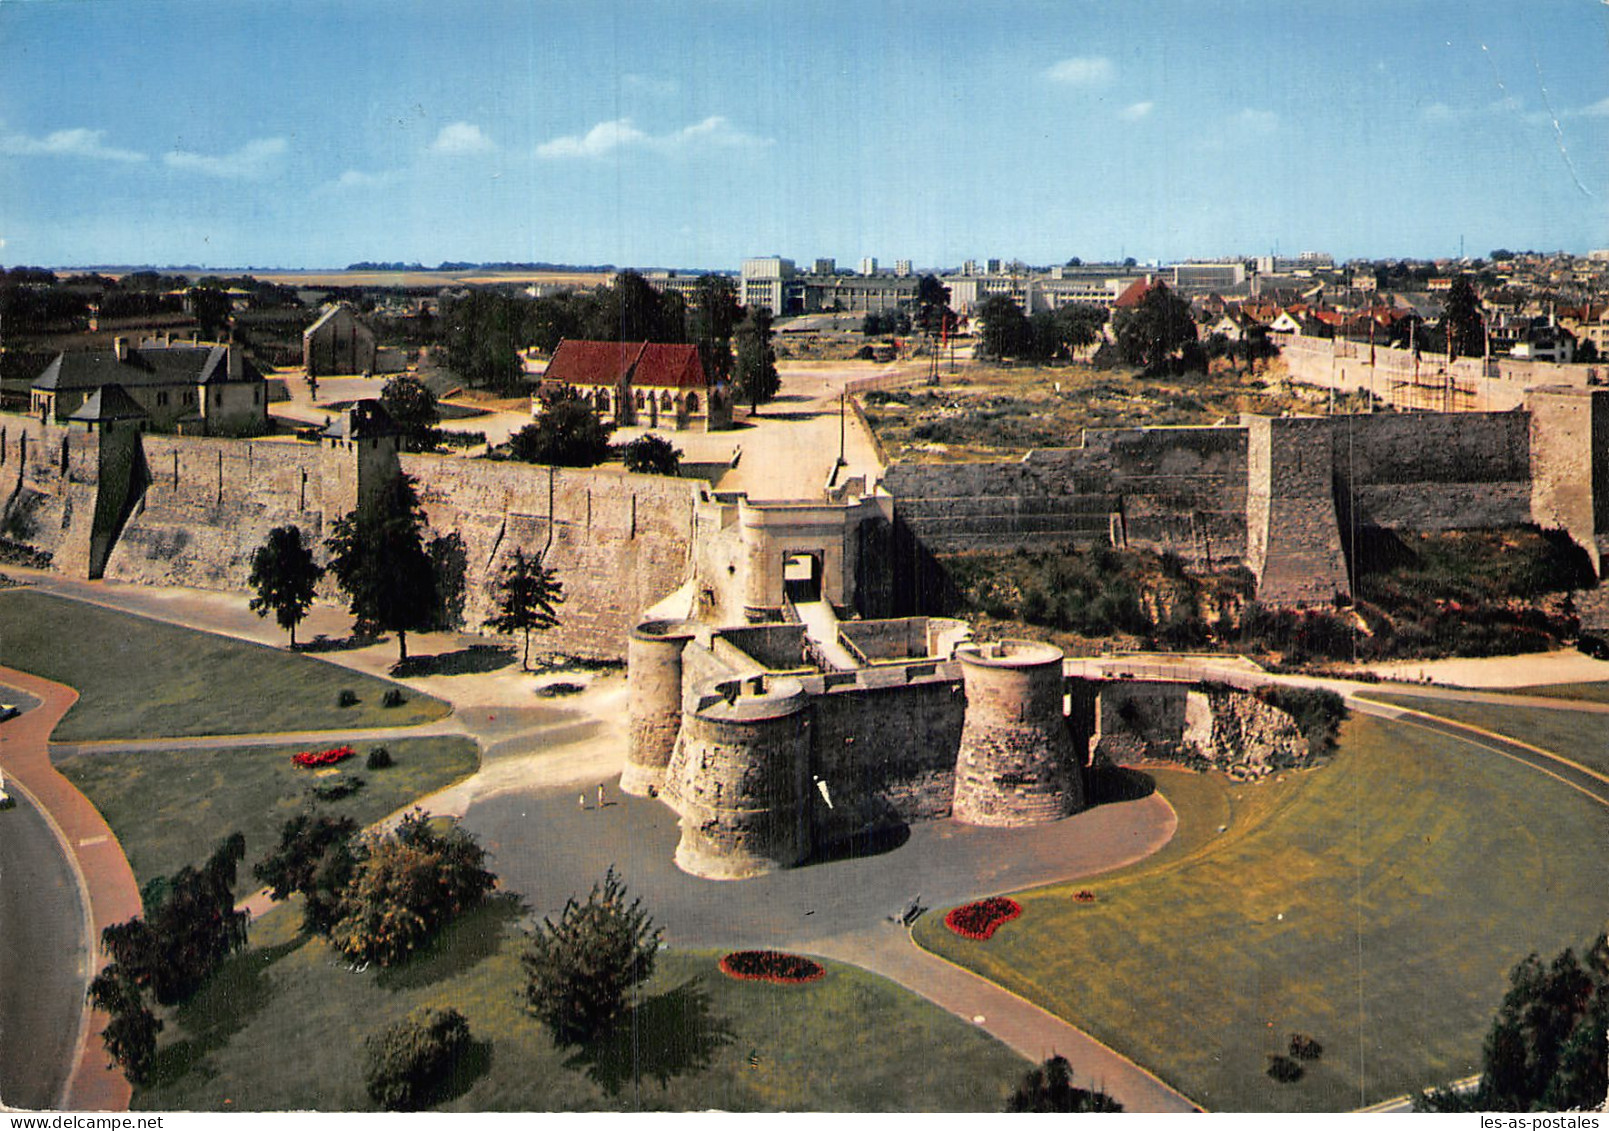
xmin=975 ymin=296 xmax=1108 ymax=364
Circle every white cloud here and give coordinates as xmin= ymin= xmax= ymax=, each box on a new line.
xmin=1119 ymin=101 xmax=1154 ymax=121
xmin=430 ymin=121 xmax=494 ymax=155
xmin=1044 ymin=56 xmax=1114 ymax=87
xmin=330 ymin=168 xmax=400 ymax=190
xmin=1420 ymin=101 xmax=1457 ymax=123
xmin=0 ymin=127 xmax=145 ymax=162
xmin=1575 ymin=95 xmax=1609 ymax=118
xmin=536 ymin=116 xmax=769 ymax=159
xmin=164 ymin=137 xmax=288 ymax=179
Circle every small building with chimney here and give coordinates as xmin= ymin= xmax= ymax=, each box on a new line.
xmin=30 ymin=337 xmax=268 ymax=436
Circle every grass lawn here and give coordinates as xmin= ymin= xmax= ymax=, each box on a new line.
xmin=1363 ymin=691 xmax=1609 ymax=779
xmin=0 ymin=589 xmax=449 ymax=740
xmin=915 ymin=713 xmax=1609 ymax=1112
xmin=1503 ymin=681 xmax=1609 ymax=705
xmin=57 ymin=736 xmax=479 ymax=895
xmin=134 ymin=899 xmax=1027 ymax=1112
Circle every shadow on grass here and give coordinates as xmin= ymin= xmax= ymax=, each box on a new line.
xmin=1085 ymin=764 xmax=1157 ymax=807
xmin=391 ymin=644 xmax=516 ymax=679
xmin=298 ymin=633 xmax=375 ymax=655
xmin=376 ymin=894 xmax=524 ymax=993
xmin=427 ymin=1038 xmax=494 ymax=1109
xmin=146 ymin=934 xmax=310 ymax=1089
xmin=563 ymin=978 xmax=734 ymax=1098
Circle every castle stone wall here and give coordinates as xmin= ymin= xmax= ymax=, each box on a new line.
xmin=1245 ymin=416 xmax=1351 ymax=605
xmin=622 ymin=619 xmax=697 ymax=797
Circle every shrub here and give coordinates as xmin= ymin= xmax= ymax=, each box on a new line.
xmin=86 ymin=966 xmax=162 ymax=1085
xmin=367 ymin=745 xmax=394 ymax=770
xmin=522 ymin=867 xmax=662 ymax=1045
xmin=329 ymin=811 xmax=497 ymax=967
xmin=1257 ymin=687 xmax=1347 ymax=758
xmin=382 ymin=688 xmax=407 ymax=709
xmin=1006 ymin=1054 xmax=1123 ymax=1112
xmin=718 ymin=950 xmax=825 ymax=984
xmin=337 ymin=689 xmax=359 ymax=708
xmin=254 ymin=813 xmax=360 ymax=935
xmin=1289 ymin=1033 xmax=1324 ymax=1061
xmin=364 ymin=1006 xmax=472 ymax=1111
xmin=310 ymin=774 xmax=364 ymax=802
xmin=1266 ymin=1054 xmax=1304 ymax=1083
xmin=944 ymin=897 xmax=1021 ymax=940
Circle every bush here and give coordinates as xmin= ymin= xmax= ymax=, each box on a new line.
xmin=310 ymin=774 xmax=364 ymax=802
xmin=1289 ymin=1033 xmax=1324 ymax=1061
xmin=382 ymin=688 xmax=407 ymax=709
xmin=1005 ymin=1054 xmax=1123 ymax=1112
xmin=364 ymin=1006 xmax=472 ymax=1111
xmin=330 ymin=811 xmax=497 ymax=967
xmin=522 ymin=867 xmax=662 ymax=1045
xmin=1267 ymin=1054 xmax=1304 ymax=1083
xmin=366 ymin=745 xmax=394 ymax=770
xmin=337 ymin=689 xmax=359 ymax=708
xmin=1256 ymin=686 xmax=1347 ymax=758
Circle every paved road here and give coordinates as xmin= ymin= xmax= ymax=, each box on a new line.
xmin=0 ymin=782 xmax=85 ymax=1111
xmin=0 ymin=667 xmax=138 ymax=1113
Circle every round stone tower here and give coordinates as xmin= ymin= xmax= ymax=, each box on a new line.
xmin=951 ymin=640 xmax=1084 ymax=826
xmin=622 ymin=619 xmax=697 ymax=798
xmin=663 ymin=674 xmax=812 ymax=880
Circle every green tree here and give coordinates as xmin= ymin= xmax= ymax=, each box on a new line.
xmin=441 ymin=290 xmax=527 ymax=391
xmin=484 ymin=548 xmax=564 ymax=671
xmin=1442 ymin=274 xmax=1485 ymax=359
xmin=101 ymin=834 xmax=249 ymax=1006
xmin=688 ymin=274 xmax=740 ymax=383
xmin=1419 ymin=935 xmax=1609 ymax=1112
xmin=621 ymin=433 xmax=682 ymax=476
xmin=247 ymin=525 xmax=324 ymax=648
xmin=733 ymin=306 xmax=779 ymax=410
xmin=1005 ymin=1055 xmax=1123 ymax=1112
xmin=1112 ymin=283 xmax=1197 ymax=373
xmin=379 ymin=376 xmax=441 ymax=452
xmin=253 ymin=812 xmax=361 ymax=934
xmin=976 ymin=295 xmax=1030 ymax=360
xmin=86 ymin=966 xmax=162 ymax=1085
xmin=188 ymin=285 xmax=232 ymax=339
xmin=329 ymin=811 xmax=497 ymax=968
xmin=522 ymin=866 xmax=662 ymax=1045
xmin=509 ymin=388 xmax=614 ymax=467
xmin=326 ymin=474 xmax=438 ymax=663
xmin=914 ymin=274 xmax=952 ymax=337
xmin=364 ymin=1007 xmax=473 ymax=1111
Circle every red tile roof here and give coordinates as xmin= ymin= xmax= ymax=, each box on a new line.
xmin=1113 ymin=277 xmax=1162 ymax=309
xmin=543 ymin=340 xmax=709 ymax=390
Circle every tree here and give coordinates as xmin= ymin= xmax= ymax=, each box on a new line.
xmin=1443 ymin=275 xmax=1484 ymax=359
xmin=329 ymin=810 xmax=497 ymax=968
xmin=976 ymin=294 xmax=1030 ymax=360
xmin=522 ymin=866 xmax=662 ymax=1045
xmin=587 ymin=269 xmax=684 ymax=344
xmin=484 ymin=549 xmax=564 ymax=671
xmin=188 ymin=285 xmax=231 ymax=339
xmin=379 ymin=376 xmax=441 ymax=452
xmin=101 ymin=834 xmax=249 ymax=1006
xmin=688 ymin=274 xmax=741 ymax=384
xmin=326 ymin=474 xmax=438 ymax=662
xmin=914 ymin=274 xmax=952 ymax=337
xmin=1112 ymin=283 xmax=1197 ymax=373
xmin=254 ymin=812 xmax=361 ymax=934
xmin=621 ymin=434 xmax=682 ymax=476
xmin=1419 ymin=936 xmax=1609 ymax=1112
xmin=509 ymin=388 xmax=614 ymax=467
xmin=86 ymin=966 xmax=162 ymax=1085
xmin=365 ymin=1007 xmax=473 ymax=1111
xmin=248 ymin=525 xmax=324 ymax=648
xmin=1005 ymin=1055 xmax=1123 ymax=1112
xmin=440 ymin=290 xmax=526 ymax=391
xmin=733 ymin=306 xmax=779 ymax=410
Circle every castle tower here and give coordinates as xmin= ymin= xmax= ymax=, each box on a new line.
xmin=951 ymin=640 xmax=1084 ymax=826
xmin=319 ymin=401 xmax=400 ymax=520
xmin=1527 ymin=386 xmax=1609 ymax=577
xmin=622 ymin=619 xmax=698 ymax=797
xmin=664 ymin=674 xmax=812 ymax=880
xmin=1244 ymin=415 xmax=1350 ymax=605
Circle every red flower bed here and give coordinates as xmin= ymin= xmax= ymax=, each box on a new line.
xmin=945 ymin=897 xmax=1022 ymax=940
xmin=1073 ymin=889 xmax=1097 ymax=904
xmin=292 ymin=744 xmax=356 ymax=769
xmin=718 ymin=950 xmax=825 ymax=984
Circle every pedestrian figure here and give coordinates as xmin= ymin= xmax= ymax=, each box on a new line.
xmin=598 ymin=784 xmax=606 ymax=808
xmin=579 ymin=794 xmax=586 ymax=809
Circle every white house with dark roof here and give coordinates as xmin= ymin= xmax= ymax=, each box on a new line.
xmin=30 ymin=337 xmax=268 ymax=435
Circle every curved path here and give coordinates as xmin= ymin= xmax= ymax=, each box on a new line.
xmin=0 ymin=667 xmax=139 ymax=1113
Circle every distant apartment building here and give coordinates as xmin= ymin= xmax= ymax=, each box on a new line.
xmin=986 ymin=258 xmax=1003 ymax=274
xmin=1167 ymin=261 xmax=1247 ymax=295
xmin=946 ymin=271 xmax=1134 ymax=316
xmin=644 ymin=270 xmax=712 ymax=303
xmin=962 ymin=259 xmax=978 ymax=276
xmin=740 ymin=257 xmax=796 ymax=312
xmin=802 ymin=274 xmax=915 ymax=313
xmin=813 ymin=258 xmax=836 ymax=276
xmin=894 ymin=259 xmax=912 ymax=277
xmin=859 ymin=257 xmax=878 ymax=277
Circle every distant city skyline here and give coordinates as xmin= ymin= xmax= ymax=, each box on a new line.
xmin=2 ymin=0 xmax=1606 ymax=270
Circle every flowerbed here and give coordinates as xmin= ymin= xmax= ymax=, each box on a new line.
xmin=945 ymin=896 xmax=1022 ymax=940
xmin=1073 ymin=889 xmax=1097 ymax=904
xmin=292 ymin=744 xmax=356 ymax=769
xmin=718 ymin=950 xmax=826 ymax=985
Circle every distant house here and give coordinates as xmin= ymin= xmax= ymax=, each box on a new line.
xmin=30 ymin=337 xmax=268 ymax=436
xmin=540 ymin=340 xmax=732 ymax=431
xmin=302 ymin=302 xmax=377 ymax=377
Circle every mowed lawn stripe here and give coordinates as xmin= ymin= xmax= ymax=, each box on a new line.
xmin=57 ymin=736 xmax=479 ymax=896
xmin=1364 ymin=690 xmax=1609 ymax=780
xmin=916 ymin=713 xmax=1608 ymax=1113
xmin=0 ymin=589 xmax=448 ymax=741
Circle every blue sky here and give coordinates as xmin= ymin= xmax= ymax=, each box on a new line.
xmin=1 ymin=0 xmax=1607 ymax=270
